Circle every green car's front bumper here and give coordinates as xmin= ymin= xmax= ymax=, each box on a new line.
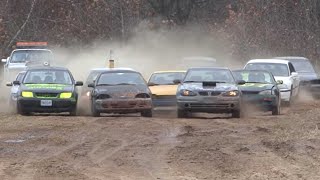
xmin=17 ymin=97 xmax=77 ymax=113
xmin=242 ymin=94 xmax=278 ymax=111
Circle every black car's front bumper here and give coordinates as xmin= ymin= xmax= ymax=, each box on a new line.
xmin=17 ymin=97 xmax=77 ymax=113
xmin=177 ymin=96 xmax=240 ymax=113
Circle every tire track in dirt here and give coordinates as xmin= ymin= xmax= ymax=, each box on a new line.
xmin=3 ymin=116 xmax=96 ymax=179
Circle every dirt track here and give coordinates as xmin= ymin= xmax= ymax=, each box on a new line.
xmin=1 ymin=100 xmax=320 ymax=180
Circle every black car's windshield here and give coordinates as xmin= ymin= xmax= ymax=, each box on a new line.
xmin=289 ymin=59 xmax=315 ymax=73
xmin=11 ymin=50 xmax=53 ymax=63
xmin=97 ymin=72 xmax=145 ymax=86
xmin=233 ymin=71 xmax=275 ymax=84
xmin=23 ymin=70 xmax=73 ymax=85
xmin=86 ymin=70 xmax=105 ymax=84
xmin=184 ymin=69 xmax=235 ymax=83
xmin=149 ymin=72 xmax=185 ymax=85
xmin=245 ymin=63 xmax=289 ymax=77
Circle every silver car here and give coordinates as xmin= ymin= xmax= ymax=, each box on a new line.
xmin=176 ymin=67 xmax=245 ymax=118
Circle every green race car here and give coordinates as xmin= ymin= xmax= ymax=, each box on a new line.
xmin=232 ymin=70 xmax=282 ymax=115
xmin=9 ymin=66 xmax=83 ymax=115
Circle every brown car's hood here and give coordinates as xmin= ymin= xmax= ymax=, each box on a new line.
xmin=149 ymin=85 xmax=179 ymax=96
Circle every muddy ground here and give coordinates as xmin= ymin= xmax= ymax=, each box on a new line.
xmin=0 ymin=100 xmax=320 ymax=180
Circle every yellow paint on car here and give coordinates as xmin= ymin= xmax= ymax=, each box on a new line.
xmin=149 ymin=85 xmax=179 ymax=96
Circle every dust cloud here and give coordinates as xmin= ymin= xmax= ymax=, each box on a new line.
xmin=51 ymin=26 xmax=242 ymax=81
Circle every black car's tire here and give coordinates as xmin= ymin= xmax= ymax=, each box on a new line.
xmin=231 ymin=109 xmax=241 ymax=118
xmin=69 ymin=107 xmax=77 ymax=116
xmin=91 ymin=100 xmax=100 ymax=117
xmin=141 ymin=109 xmax=152 ymax=117
xmin=177 ymin=109 xmax=188 ymax=118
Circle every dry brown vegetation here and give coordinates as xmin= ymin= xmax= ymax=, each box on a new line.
xmin=0 ymin=0 xmax=319 ymax=65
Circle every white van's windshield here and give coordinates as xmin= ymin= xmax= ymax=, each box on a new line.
xmin=245 ymin=63 xmax=289 ymax=77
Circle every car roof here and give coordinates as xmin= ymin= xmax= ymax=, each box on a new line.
xmin=152 ymin=70 xmax=186 ymax=74
xmin=247 ymin=59 xmax=290 ymax=64
xmin=12 ymin=49 xmax=52 ymax=52
xmin=274 ymin=56 xmax=309 ymax=61
xmin=182 ymin=56 xmax=217 ymax=61
xmin=233 ymin=69 xmax=272 ymax=74
xmin=90 ymin=67 xmax=135 ymax=71
xmin=26 ymin=66 xmax=69 ymax=71
xmin=99 ymin=69 xmax=139 ymax=74
xmin=188 ymin=67 xmax=230 ymax=71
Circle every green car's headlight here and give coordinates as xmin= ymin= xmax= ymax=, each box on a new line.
xmin=60 ymin=92 xmax=72 ymax=99
xmin=259 ymin=90 xmax=272 ymax=95
xmin=21 ymin=91 xmax=34 ymax=98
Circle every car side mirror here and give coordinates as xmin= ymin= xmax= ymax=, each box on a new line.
xmin=88 ymin=83 xmax=95 ymax=88
xmin=291 ymin=72 xmax=298 ymax=76
xmin=237 ymin=80 xmax=246 ymax=85
xmin=1 ymin=58 xmax=7 ymax=63
xmin=173 ymin=79 xmax=181 ymax=84
xmin=276 ymin=80 xmax=283 ymax=84
xmin=6 ymin=82 xmax=12 ymax=86
xmin=75 ymin=81 xmax=83 ymax=86
xmin=12 ymin=80 xmax=20 ymax=85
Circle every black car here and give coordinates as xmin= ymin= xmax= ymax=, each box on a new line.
xmin=89 ymin=69 xmax=153 ymax=117
xmin=275 ymin=56 xmax=320 ymax=98
xmin=274 ymin=56 xmax=318 ymax=82
xmin=233 ymin=70 xmax=282 ymax=115
xmin=10 ymin=66 xmax=83 ymax=115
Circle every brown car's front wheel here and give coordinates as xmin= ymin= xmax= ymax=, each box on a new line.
xmin=91 ymin=100 xmax=100 ymax=117
xmin=141 ymin=109 xmax=152 ymax=117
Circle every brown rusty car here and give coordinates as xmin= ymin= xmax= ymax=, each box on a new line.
xmin=88 ymin=69 xmax=153 ymax=117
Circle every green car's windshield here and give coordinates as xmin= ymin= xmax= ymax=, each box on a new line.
xmin=97 ymin=72 xmax=145 ymax=86
xmin=149 ymin=72 xmax=185 ymax=85
xmin=86 ymin=70 xmax=106 ymax=84
xmin=23 ymin=70 xmax=73 ymax=85
xmin=233 ymin=71 xmax=275 ymax=84
xmin=184 ymin=69 xmax=235 ymax=83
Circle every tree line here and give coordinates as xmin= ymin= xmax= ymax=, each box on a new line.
xmin=0 ymin=0 xmax=319 ymax=64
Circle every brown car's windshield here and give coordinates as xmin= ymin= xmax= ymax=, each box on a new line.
xmin=97 ymin=72 xmax=145 ymax=86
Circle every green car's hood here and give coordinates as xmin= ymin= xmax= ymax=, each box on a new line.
xmin=239 ymin=83 xmax=274 ymax=92
xmin=21 ymin=84 xmax=74 ymax=93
